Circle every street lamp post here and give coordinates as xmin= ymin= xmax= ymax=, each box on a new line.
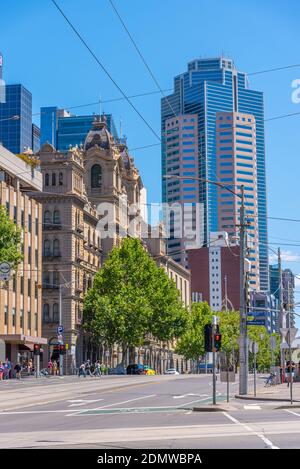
xmin=164 ymin=174 xmax=249 ymax=394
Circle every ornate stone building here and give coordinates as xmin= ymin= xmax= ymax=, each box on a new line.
xmin=37 ymin=116 xmax=144 ymax=370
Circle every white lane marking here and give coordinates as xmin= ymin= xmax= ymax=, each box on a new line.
xmin=95 ymin=394 xmax=157 ymax=410
xmin=67 ymin=399 xmax=103 ymax=407
xmin=66 ymin=394 xmax=158 ymax=415
xmin=244 ymin=405 xmax=261 ymax=410
xmin=173 ymin=393 xmax=209 ymax=399
xmin=223 ymin=412 xmax=279 ymax=449
xmin=284 ymin=410 xmax=300 ymax=418
xmin=177 ymin=396 xmax=213 ymax=408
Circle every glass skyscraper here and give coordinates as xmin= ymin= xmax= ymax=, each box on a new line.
xmin=161 ymin=57 xmax=268 ymax=291
xmin=40 ymin=107 xmax=119 ymax=151
xmin=0 ymin=84 xmax=34 ymax=154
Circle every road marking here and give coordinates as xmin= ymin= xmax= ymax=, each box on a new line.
xmin=243 ymin=405 xmax=261 ymax=410
xmin=173 ymin=393 xmax=209 ymax=399
xmin=284 ymin=409 xmax=300 ymax=418
xmin=68 ymin=399 xmax=104 ymax=407
xmin=66 ymin=394 xmax=157 ymax=416
xmin=223 ymin=412 xmax=279 ymax=449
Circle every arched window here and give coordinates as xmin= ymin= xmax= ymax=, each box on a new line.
xmin=44 ymin=210 xmax=51 ymax=225
xmin=43 ymin=303 xmax=50 ymax=323
xmin=91 ymin=164 xmax=102 ymax=188
xmin=52 ymin=173 xmax=56 ymax=186
xmin=53 ymin=303 xmax=59 ymax=323
xmin=53 ymin=210 xmax=60 ymax=225
xmin=44 ymin=240 xmax=51 ymax=257
xmin=59 ymin=172 xmax=63 ymax=186
xmin=45 ymin=173 xmax=49 ymax=187
xmin=53 ymin=239 xmax=60 ymax=257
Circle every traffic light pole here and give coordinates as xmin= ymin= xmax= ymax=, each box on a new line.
xmin=239 ymin=186 xmax=248 ymax=395
xmin=59 ymin=284 xmax=63 ymax=376
xmin=212 ymin=316 xmax=217 ymax=405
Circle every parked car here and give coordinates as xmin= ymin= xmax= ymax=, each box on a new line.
xmin=108 ymin=364 xmax=126 ymax=375
xmin=126 ymin=364 xmax=144 ymax=375
xmin=143 ymin=365 xmax=156 ymax=375
xmin=164 ymin=368 xmax=180 ymax=375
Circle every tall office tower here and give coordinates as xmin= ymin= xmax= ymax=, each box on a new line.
xmin=40 ymin=107 xmax=119 ymax=151
xmin=32 ymin=123 xmax=40 ymax=153
xmin=164 ymin=114 xmax=202 ymax=267
xmin=0 ymin=54 xmax=38 ymax=154
xmin=216 ymin=111 xmax=259 ymax=291
xmin=161 ymin=57 xmax=268 ymax=290
xmin=0 ymin=84 xmax=33 ymax=154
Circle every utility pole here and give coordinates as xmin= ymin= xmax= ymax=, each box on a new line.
xmin=59 ymin=284 xmax=64 ymax=376
xmin=239 ymin=185 xmax=248 ymax=395
xmin=212 ymin=315 xmax=218 ymax=405
xmin=278 ymin=247 xmax=285 ymax=371
xmin=288 ymin=281 xmax=293 ymax=405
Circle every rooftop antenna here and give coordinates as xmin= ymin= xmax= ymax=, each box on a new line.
xmin=120 ymin=117 xmax=123 ymax=139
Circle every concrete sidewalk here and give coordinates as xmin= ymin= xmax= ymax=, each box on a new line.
xmin=235 ymin=382 xmax=300 ymax=403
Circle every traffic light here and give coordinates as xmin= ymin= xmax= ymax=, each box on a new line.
xmin=33 ymin=344 xmax=41 ymax=355
xmin=204 ymin=324 xmax=213 ymax=352
xmin=213 ymin=332 xmax=222 ymax=352
xmin=59 ymin=344 xmax=66 ymax=355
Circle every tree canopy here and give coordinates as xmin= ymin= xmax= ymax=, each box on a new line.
xmin=0 ymin=205 xmax=22 ymax=268
xmin=83 ymin=238 xmax=188 ymax=361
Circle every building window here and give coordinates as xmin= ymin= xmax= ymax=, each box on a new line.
xmin=28 ymin=214 xmax=32 ymax=233
xmin=4 ymin=306 xmax=8 ymax=326
xmin=53 ymin=303 xmax=59 ymax=323
xmin=27 ymin=311 xmax=31 ymax=330
xmin=59 ymin=172 xmax=63 ymax=186
xmin=45 ymin=174 xmax=49 ymax=186
xmin=43 ymin=304 xmax=50 ymax=323
xmin=53 ymin=210 xmax=60 ymax=225
xmin=44 ymin=239 xmax=51 ymax=257
xmin=12 ymin=307 xmax=16 ymax=327
xmin=43 ymin=271 xmax=50 ymax=287
xmin=53 ymin=239 xmax=60 ymax=257
xmin=44 ymin=210 xmax=51 ymax=226
xmin=52 ymin=173 xmax=56 ymax=186
xmin=91 ymin=164 xmax=102 ymax=188
xmin=20 ymin=309 xmax=24 ymax=329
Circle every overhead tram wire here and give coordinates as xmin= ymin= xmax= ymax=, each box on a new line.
xmin=108 ymin=0 xmax=177 ymax=119
xmin=50 ymin=0 xmax=161 ymax=142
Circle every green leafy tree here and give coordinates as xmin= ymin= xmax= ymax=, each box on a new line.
xmin=83 ymin=238 xmax=188 ymax=364
xmin=175 ymin=302 xmax=213 ymax=361
xmin=0 ymin=205 xmax=22 ymax=268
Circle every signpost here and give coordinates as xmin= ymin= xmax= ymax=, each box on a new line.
xmin=0 ymin=262 xmax=12 ymax=281
xmin=246 ymin=319 xmax=265 ymax=326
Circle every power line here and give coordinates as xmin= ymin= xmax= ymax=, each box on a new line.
xmin=248 ymin=63 xmax=300 ymax=76
xmin=108 ymin=0 xmax=177 ymax=119
xmin=50 ymin=0 xmax=161 ymax=142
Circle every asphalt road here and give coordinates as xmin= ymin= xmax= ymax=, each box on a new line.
xmin=0 ymin=374 xmax=300 ymax=449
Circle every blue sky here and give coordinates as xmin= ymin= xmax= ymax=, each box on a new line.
xmin=1 ymin=0 xmax=300 ymax=327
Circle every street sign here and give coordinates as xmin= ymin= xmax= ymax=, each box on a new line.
xmin=251 ymin=342 xmax=259 ymax=354
xmin=220 ymin=371 xmax=235 ymax=382
xmin=270 ymin=336 xmax=277 ymax=350
xmin=57 ymin=325 xmax=64 ymax=335
xmin=247 ymin=311 xmax=265 ymax=318
xmin=0 ymin=262 xmax=11 ymax=281
xmin=247 ymin=320 xmax=265 ymax=326
xmin=57 ymin=335 xmax=63 ymax=342
xmin=287 ymin=327 xmax=298 ymax=345
xmin=105 ymin=351 xmax=110 ymax=357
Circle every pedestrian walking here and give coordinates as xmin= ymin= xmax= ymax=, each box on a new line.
xmin=4 ymin=358 xmax=11 ymax=380
xmin=93 ymin=361 xmax=102 ymax=377
xmin=78 ymin=363 xmax=86 ymax=378
xmin=85 ymin=360 xmax=92 ymax=377
xmin=0 ymin=361 xmax=4 ymax=381
xmin=14 ymin=362 xmax=21 ymax=380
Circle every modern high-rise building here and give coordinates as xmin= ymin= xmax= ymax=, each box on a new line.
xmin=216 ymin=111 xmax=259 ymax=291
xmin=40 ymin=107 xmax=119 ymax=151
xmin=0 ymin=55 xmax=40 ymax=154
xmin=269 ymin=265 xmax=295 ymax=328
xmin=161 ymin=57 xmax=268 ymax=291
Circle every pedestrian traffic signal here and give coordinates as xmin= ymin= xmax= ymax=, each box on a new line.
xmin=204 ymin=324 xmax=213 ymax=352
xmin=213 ymin=332 xmax=222 ymax=352
xmin=33 ymin=344 xmax=41 ymax=355
xmin=59 ymin=344 xmax=66 ymax=355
